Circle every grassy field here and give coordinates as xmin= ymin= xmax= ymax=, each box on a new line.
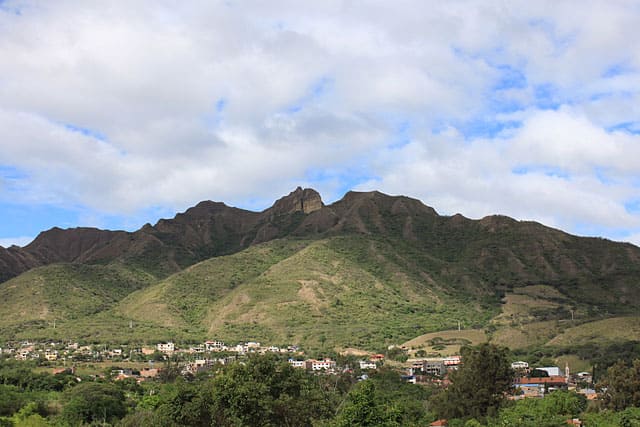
xmin=554 ymin=354 xmax=592 ymax=374
xmin=401 ymin=329 xmax=488 ymax=356
xmin=491 ymin=320 xmax=566 ymax=349
xmin=35 ymin=361 xmax=159 ymax=377
xmin=547 ymin=316 xmax=640 ymax=346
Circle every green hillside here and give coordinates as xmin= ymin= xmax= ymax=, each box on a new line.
xmin=1 ymin=189 xmax=639 ymax=355
xmin=0 ymin=262 xmax=158 ymax=341
xmin=117 ymin=236 xmax=495 ymax=350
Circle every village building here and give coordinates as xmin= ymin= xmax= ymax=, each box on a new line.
xmin=359 ymin=360 xmax=377 ymax=370
xmin=443 ymin=356 xmax=461 ymax=368
xmin=205 ymin=340 xmax=225 ymax=352
xmin=311 ymin=359 xmax=336 ymax=371
xmin=288 ymin=359 xmax=309 ymax=369
xmin=157 ymin=342 xmax=175 ymax=354
xmin=511 ymin=361 xmax=529 ymax=370
xmin=537 ymin=366 xmax=562 ymax=377
xmin=44 ymin=349 xmax=58 ymax=361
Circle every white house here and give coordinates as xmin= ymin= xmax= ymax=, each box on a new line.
xmin=311 ymin=359 xmax=336 ymax=371
xmin=359 ymin=360 xmax=377 ymax=370
xmin=44 ymin=349 xmax=58 ymax=361
xmin=288 ymin=359 xmax=308 ymax=369
xmin=205 ymin=340 xmax=225 ymax=352
xmin=538 ymin=366 xmax=561 ymax=377
xmin=511 ymin=361 xmax=529 ymax=370
xmin=443 ymin=356 xmax=462 ymax=367
xmin=157 ymin=342 xmax=175 ymax=353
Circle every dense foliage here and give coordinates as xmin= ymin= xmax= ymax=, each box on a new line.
xmin=599 ymin=359 xmax=640 ymax=411
xmin=1 ymin=349 xmax=640 ymax=426
xmin=430 ymin=343 xmax=514 ymax=420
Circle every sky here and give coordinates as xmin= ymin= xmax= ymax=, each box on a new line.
xmin=1 ymin=0 xmax=640 ymax=248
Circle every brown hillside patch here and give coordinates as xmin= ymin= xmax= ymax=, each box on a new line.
xmin=207 ymin=292 xmax=250 ymax=332
xmin=491 ymin=320 xmax=562 ymax=349
xmin=402 ymin=329 xmax=487 ymax=356
xmin=297 ymin=280 xmax=327 ymax=314
xmin=339 ymin=347 xmax=370 ymax=356
xmin=493 ymin=285 xmax=570 ymax=326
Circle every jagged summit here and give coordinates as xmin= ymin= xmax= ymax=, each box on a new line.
xmin=269 ymin=187 xmax=323 ymax=215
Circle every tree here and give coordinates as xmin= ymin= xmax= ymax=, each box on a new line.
xmin=332 ymin=381 xmax=401 ymax=427
xmin=61 ymin=382 xmax=127 ymax=425
xmin=205 ymin=355 xmax=335 ymax=426
xmin=153 ymin=378 xmax=209 ymax=426
xmin=599 ymin=359 xmax=640 ymax=411
xmin=431 ymin=343 xmax=514 ymax=420
xmin=11 ymin=403 xmax=50 ymax=427
xmin=489 ymin=391 xmax=586 ymax=427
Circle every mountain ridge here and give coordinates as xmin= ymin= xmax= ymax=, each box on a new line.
xmin=1 ymin=187 xmax=638 ymax=284
xmin=1 ymin=187 xmax=640 ymax=349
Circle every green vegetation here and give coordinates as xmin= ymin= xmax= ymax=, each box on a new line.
xmin=599 ymin=359 xmax=640 ymax=411
xmin=487 ymin=391 xmax=586 ymax=427
xmin=1 ymin=189 xmax=640 ymax=354
xmin=0 ymin=262 xmax=155 ymax=341
xmin=116 ymin=236 xmax=497 ymax=351
xmin=430 ymin=343 xmax=514 ymax=420
xmin=402 ymin=330 xmax=487 ymax=357
xmin=0 ymin=353 xmax=437 ymax=426
xmin=3 ymin=346 xmax=640 ymax=426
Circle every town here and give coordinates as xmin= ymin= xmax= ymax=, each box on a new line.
xmin=1 ymin=338 xmax=597 ymax=398
xmin=1 ymin=337 xmax=634 ymax=426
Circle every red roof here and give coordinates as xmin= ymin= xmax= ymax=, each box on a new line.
xmin=515 ymin=375 xmax=567 ymax=385
xmin=430 ymin=420 xmax=448 ymax=426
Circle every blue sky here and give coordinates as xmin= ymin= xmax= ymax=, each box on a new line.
xmin=1 ymin=1 xmax=640 ymax=247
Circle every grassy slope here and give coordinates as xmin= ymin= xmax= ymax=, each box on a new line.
xmin=401 ymin=329 xmax=488 ymax=357
xmin=547 ymin=317 xmax=640 ymax=346
xmin=1 ymin=226 xmax=638 ymax=355
xmin=0 ymin=262 xmax=158 ymax=342
xmin=117 ymin=236 xmax=497 ymax=351
xmin=116 ymin=239 xmax=309 ymax=333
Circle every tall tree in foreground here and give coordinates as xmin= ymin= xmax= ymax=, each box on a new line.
xmin=331 ymin=380 xmax=401 ymax=427
xmin=431 ymin=343 xmax=514 ymax=420
xmin=599 ymin=359 xmax=640 ymax=411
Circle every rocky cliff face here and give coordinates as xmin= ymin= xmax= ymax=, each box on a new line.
xmin=269 ymin=187 xmax=323 ymax=215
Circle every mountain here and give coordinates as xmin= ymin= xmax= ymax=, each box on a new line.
xmin=0 ymin=187 xmax=324 ymax=282
xmin=1 ymin=188 xmax=639 ymax=350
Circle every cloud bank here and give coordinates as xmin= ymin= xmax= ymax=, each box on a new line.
xmin=1 ymin=1 xmax=639 ymax=246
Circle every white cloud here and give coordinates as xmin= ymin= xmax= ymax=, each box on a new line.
xmin=359 ymin=108 xmax=640 ymax=235
xmin=0 ymin=1 xmax=639 ymax=243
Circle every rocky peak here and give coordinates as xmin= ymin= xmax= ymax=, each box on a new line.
xmin=269 ymin=187 xmax=323 ymax=215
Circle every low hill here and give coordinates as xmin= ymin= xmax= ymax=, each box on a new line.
xmin=0 ymin=262 xmax=158 ymax=340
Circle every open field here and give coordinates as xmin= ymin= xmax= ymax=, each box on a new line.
xmin=547 ymin=316 xmax=640 ymax=346
xmin=491 ymin=320 xmax=565 ymax=349
xmin=401 ymin=329 xmax=488 ymax=356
